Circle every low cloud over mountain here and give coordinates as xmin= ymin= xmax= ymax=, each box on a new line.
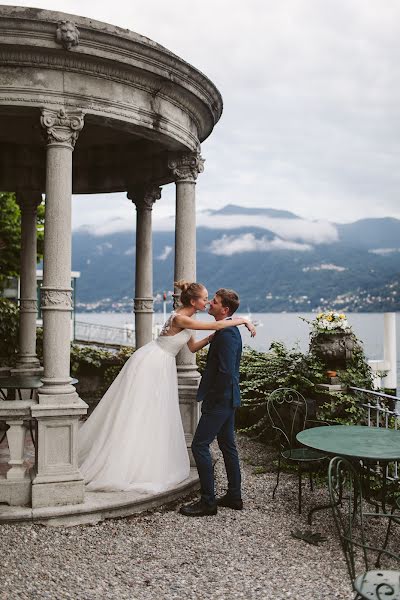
xmin=209 ymin=233 xmax=312 ymax=255
xmin=72 ymin=205 xmax=400 ymax=312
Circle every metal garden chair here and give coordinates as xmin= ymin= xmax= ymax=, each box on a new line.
xmin=266 ymin=387 xmax=328 ymax=515
xmin=328 ymin=456 xmax=400 ymax=600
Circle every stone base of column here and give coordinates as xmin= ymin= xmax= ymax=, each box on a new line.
xmin=177 ymin=364 xmax=201 ymax=387
xmin=178 ymin=381 xmax=200 ymax=467
xmin=32 ymin=479 xmax=85 ymax=509
xmin=11 ymin=366 xmax=43 ymax=376
xmin=0 ymin=478 xmax=31 ymax=506
xmin=31 ymin=392 xmax=88 ymax=509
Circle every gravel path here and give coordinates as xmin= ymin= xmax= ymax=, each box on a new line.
xmin=0 ymin=434 xmax=392 ymax=600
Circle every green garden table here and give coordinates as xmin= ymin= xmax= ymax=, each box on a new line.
xmin=297 ymin=425 xmax=400 ymax=520
xmin=0 ymin=376 xmax=43 ymax=401
xmin=297 ymin=425 xmax=400 ymax=462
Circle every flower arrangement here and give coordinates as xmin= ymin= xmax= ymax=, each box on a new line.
xmin=312 ymin=311 xmax=351 ymax=334
xmin=301 ymin=311 xmax=352 ymax=337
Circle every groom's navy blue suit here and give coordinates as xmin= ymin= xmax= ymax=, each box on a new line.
xmin=192 ymin=323 xmax=242 ymax=506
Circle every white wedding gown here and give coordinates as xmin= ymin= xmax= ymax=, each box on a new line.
xmin=78 ymin=321 xmax=191 ymax=493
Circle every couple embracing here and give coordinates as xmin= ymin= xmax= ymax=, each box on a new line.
xmin=79 ymin=281 xmax=256 ymax=516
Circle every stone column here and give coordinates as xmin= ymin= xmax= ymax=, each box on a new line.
xmin=127 ymin=186 xmax=161 ymax=349
xmin=30 ymin=108 xmax=88 ymax=509
xmin=14 ymin=192 xmax=42 ymax=373
xmin=168 ymin=152 xmax=204 ymax=459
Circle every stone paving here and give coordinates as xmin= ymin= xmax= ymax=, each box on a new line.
xmin=0 ymin=434 xmax=378 ymax=599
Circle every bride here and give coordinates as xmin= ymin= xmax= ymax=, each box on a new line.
xmin=78 ymin=281 xmax=256 ymax=493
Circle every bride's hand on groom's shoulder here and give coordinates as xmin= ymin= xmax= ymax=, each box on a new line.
xmin=244 ymin=320 xmax=257 ymax=337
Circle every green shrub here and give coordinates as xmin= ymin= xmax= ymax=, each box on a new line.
xmin=236 ymin=337 xmax=375 ymax=442
xmin=0 ymin=298 xmax=19 ymax=367
xmin=69 ymin=343 xmax=134 ymax=396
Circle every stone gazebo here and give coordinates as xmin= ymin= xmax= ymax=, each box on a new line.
xmin=0 ymin=6 xmax=222 ymax=523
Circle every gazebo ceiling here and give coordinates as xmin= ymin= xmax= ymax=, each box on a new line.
xmin=0 ymin=6 xmax=223 ymax=193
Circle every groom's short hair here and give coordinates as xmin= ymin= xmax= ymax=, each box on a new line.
xmin=216 ymin=288 xmax=240 ymax=316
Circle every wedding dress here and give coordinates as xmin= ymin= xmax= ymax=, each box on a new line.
xmin=78 ymin=316 xmax=191 ymax=493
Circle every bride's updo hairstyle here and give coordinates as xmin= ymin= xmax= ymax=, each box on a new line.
xmin=175 ymin=280 xmax=205 ymax=307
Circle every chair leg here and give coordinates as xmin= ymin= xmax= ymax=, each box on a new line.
xmin=298 ymin=467 xmax=302 ymax=514
xmin=375 ymin=507 xmax=395 ymax=567
xmin=309 ymin=471 xmax=314 ymax=492
xmin=272 ymin=454 xmax=281 ymax=499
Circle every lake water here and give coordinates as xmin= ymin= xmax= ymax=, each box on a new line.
xmin=75 ymin=311 xmax=400 ymax=388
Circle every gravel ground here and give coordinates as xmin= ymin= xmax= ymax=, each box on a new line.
xmin=0 ymin=434 xmax=398 ymax=600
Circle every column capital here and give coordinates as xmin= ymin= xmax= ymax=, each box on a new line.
xmin=40 ymin=107 xmax=84 ymax=149
xmin=16 ymin=191 xmax=43 ymax=212
xmin=168 ymin=152 xmax=205 ymax=183
xmin=127 ymin=185 xmax=161 ymax=211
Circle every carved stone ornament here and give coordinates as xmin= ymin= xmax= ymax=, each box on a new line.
xmin=172 ymin=293 xmax=182 ymax=311
xmin=55 ymin=20 xmax=80 ymax=50
xmin=168 ymin=153 xmax=205 ymax=182
xmin=19 ymin=298 xmax=38 ymax=312
xmin=16 ymin=192 xmax=43 ymax=212
xmin=128 ymin=186 xmax=162 ymax=210
xmin=41 ymin=289 xmax=73 ymax=310
xmin=134 ymin=298 xmax=154 ymax=312
xmin=41 ymin=108 xmax=84 ymax=148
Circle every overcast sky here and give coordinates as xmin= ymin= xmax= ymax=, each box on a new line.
xmin=4 ymin=0 xmax=400 ymax=230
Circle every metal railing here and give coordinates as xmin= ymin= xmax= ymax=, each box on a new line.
xmin=74 ymin=321 xmax=163 ymax=348
xmin=349 ymin=386 xmax=400 ymax=483
xmin=74 ymin=320 xmax=135 ymax=348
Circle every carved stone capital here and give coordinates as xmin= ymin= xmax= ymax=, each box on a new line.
xmin=134 ymin=298 xmax=154 ymax=313
xmin=41 ymin=108 xmax=84 ymax=149
xmin=168 ymin=153 xmax=205 ymax=183
xmin=19 ymin=298 xmax=38 ymax=313
xmin=55 ymin=21 xmax=80 ymax=51
xmin=16 ymin=191 xmax=43 ymax=213
xmin=40 ymin=288 xmax=72 ymax=311
xmin=127 ymin=185 xmax=162 ymax=211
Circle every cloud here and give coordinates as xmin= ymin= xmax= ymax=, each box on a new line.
xmin=13 ymin=0 xmax=400 ymax=230
xmin=197 ymin=213 xmax=338 ymax=245
xmin=77 ymin=206 xmax=339 ymax=249
xmin=369 ymin=248 xmax=400 ymax=256
xmin=95 ymin=242 xmax=113 ymax=255
xmin=78 ymin=218 xmax=132 ymax=237
xmin=209 ymin=233 xmax=312 ymax=256
xmin=302 ymin=263 xmax=347 ymax=272
xmin=157 ymin=245 xmax=173 ymax=260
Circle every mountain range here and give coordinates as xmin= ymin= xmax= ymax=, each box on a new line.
xmin=72 ymin=205 xmax=400 ymax=312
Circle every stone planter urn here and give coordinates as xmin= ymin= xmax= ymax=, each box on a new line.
xmin=311 ymin=332 xmax=355 ymax=370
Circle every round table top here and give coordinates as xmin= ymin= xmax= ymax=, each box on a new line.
xmin=0 ymin=376 xmax=44 ymax=389
xmin=297 ymin=425 xmax=400 ymax=461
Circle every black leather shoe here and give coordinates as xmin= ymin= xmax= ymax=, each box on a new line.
xmin=216 ymin=494 xmax=243 ymax=510
xmin=179 ymin=500 xmax=217 ymax=517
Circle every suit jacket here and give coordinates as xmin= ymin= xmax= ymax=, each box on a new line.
xmin=197 ymin=324 xmax=242 ymax=408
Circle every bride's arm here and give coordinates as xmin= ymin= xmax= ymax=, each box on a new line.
xmin=174 ymin=314 xmax=256 ymax=336
xmin=187 ymin=334 xmax=214 ymax=353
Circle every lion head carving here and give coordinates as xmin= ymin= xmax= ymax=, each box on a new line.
xmin=55 ymin=21 xmax=80 ymax=50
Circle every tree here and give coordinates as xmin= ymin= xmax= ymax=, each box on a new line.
xmin=0 ymin=191 xmax=45 ymax=286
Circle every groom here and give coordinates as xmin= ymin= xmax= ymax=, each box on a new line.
xmin=180 ymin=288 xmax=244 ymax=517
